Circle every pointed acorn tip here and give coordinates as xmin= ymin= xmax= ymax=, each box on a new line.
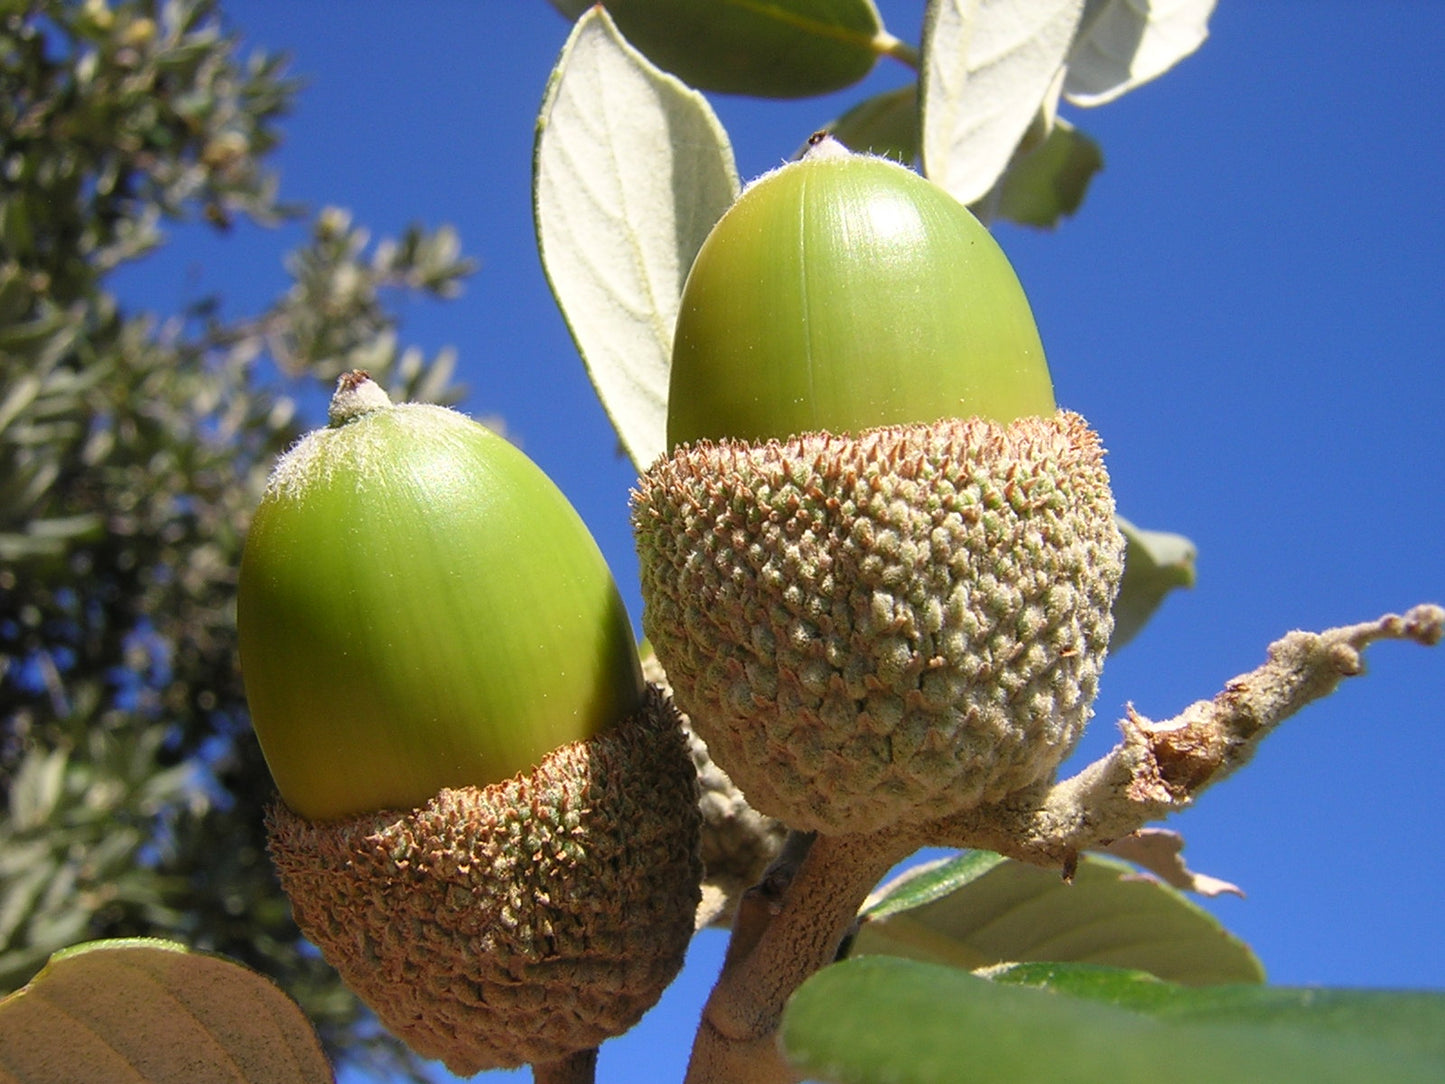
xmin=802 ymin=130 xmax=850 ymax=161
xmin=328 ymin=369 xmax=392 ymax=428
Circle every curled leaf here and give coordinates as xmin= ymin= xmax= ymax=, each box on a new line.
xmin=921 ymin=0 xmax=1085 ymax=204
xmin=535 ymin=7 xmax=739 ymax=470
xmin=1103 ymin=828 xmax=1244 ymax=898
xmin=1065 ymin=0 xmax=1217 ymax=107
xmin=994 ymin=118 xmax=1103 ymax=227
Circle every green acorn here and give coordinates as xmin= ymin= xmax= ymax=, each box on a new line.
xmin=667 ymin=135 xmax=1055 ymax=449
xmin=634 ymin=141 xmax=1123 ymax=837
xmin=241 ymin=372 xmax=701 ymax=1074
xmin=239 ymin=370 xmax=644 ymax=823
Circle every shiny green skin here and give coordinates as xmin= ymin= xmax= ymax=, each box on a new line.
xmin=667 ymin=150 xmax=1055 ymax=450
xmin=238 ymin=402 xmax=644 ymax=822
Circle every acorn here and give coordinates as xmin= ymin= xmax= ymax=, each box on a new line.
xmin=240 ymin=372 xmax=701 ymax=1075
xmin=633 ymin=139 xmax=1124 ymax=837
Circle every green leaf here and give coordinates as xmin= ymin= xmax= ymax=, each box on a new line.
xmin=852 ymin=851 xmax=1262 ymax=986
xmin=780 ymin=956 xmax=1445 ymax=1084
xmin=1112 ymin=515 xmax=1197 ymax=649
xmin=996 ymin=118 xmax=1103 ymax=227
xmin=0 ymin=938 xmax=332 ymax=1083
xmin=1064 ymin=0 xmax=1216 ymax=107
xmin=921 ymin=0 xmax=1085 ymax=204
xmin=825 ymin=83 xmax=920 ymax=164
xmin=820 ymin=81 xmax=919 ymax=163
xmin=547 ymin=0 xmax=884 ymax=98
xmin=859 ymin=849 xmax=1006 ymax=920
xmin=534 ymin=6 xmax=739 ymax=470
xmin=996 ymin=960 xmax=1445 ymax=1061
xmin=5 ymin=747 xmax=68 ymax=832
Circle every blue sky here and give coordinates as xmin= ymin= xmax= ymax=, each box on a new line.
xmin=116 ymin=3 xmax=1445 ymax=1081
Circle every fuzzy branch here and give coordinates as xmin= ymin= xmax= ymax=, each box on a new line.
xmin=685 ymin=830 xmax=913 ymax=1084
xmin=929 ymin=605 xmax=1444 ymax=869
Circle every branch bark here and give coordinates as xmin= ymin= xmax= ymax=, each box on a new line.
xmin=926 ymin=605 xmax=1445 ymax=867
xmin=685 ymin=830 xmax=915 ymax=1084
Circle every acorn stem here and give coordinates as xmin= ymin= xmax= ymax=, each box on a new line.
xmin=532 ymin=1048 xmax=598 ymax=1084
xmin=873 ymin=29 xmax=920 ymax=71
xmin=718 ymin=830 xmax=815 ymax=970
xmin=685 ymin=829 xmax=917 ymax=1084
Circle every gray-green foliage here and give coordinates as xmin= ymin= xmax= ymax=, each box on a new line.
xmin=0 ymin=1 xmax=471 ymax=1075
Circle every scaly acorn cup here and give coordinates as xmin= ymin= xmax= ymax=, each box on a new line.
xmin=240 ymin=372 xmax=701 ymax=1074
xmin=633 ymin=139 xmax=1124 ymax=837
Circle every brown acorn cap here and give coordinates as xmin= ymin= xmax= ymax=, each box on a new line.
xmin=632 ymin=411 xmax=1124 ymax=837
xmin=266 ymin=686 xmax=701 ymax=1075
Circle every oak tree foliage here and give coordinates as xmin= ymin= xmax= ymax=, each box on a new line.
xmin=0 ymin=1 xmax=471 ymax=1075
